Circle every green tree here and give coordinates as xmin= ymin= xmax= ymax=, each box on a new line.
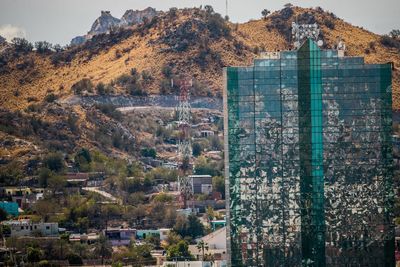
xmin=43 ymin=152 xmax=64 ymax=172
xmin=27 ymin=246 xmax=43 ymax=263
xmin=11 ymin=37 xmax=33 ymax=53
xmin=94 ymin=234 xmax=112 ymax=264
xmin=34 ymin=41 xmax=53 ymax=54
xmin=390 ymin=29 xmax=400 ymax=39
xmin=0 ymin=208 xmax=8 ymax=221
xmin=192 ymin=142 xmax=202 ymax=157
xmin=166 ymin=240 xmax=193 ymax=261
xmin=262 ymin=9 xmax=271 ymax=19
xmin=38 ymin=168 xmax=52 ymax=187
xmin=212 ymin=176 xmax=225 ymax=198
xmin=96 ymin=82 xmax=106 ymax=95
xmin=74 ymin=148 xmax=92 ymax=172
xmin=173 ymin=214 xmax=204 ymax=239
xmin=196 ymin=240 xmax=209 ymax=260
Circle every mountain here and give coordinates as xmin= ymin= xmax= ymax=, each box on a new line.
xmin=0 ymin=35 xmax=5 ymax=44
xmin=0 ymin=5 xmax=399 ymax=170
xmin=71 ymin=8 xmax=158 ymax=45
xmin=120 ymin=7 xmax=157 ymax=26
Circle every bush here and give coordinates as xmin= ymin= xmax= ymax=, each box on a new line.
xmin=11 ymin=37 xmax=33 ymax=53
xmin=141 ymin=70 xmax=153 ymax=83
xmin=323 ymin=18 xmax=335 ymax=30
xmin=380 ymin=35 xmax=400 ymax=49
xmin=34 ymin=41 xmax=52 ymax=54
xmin=192 ymin=142 xmax=203 ymax=157
xmin=141 ymin=148 xmax=157 ymax=158
xmin=161 ymin=64 xmax=173 ymax=78
xmin=43 ymin=152 xmax=64 ymax=173
xmin=96 ymin=82 xmax=105 ymax=95
xmin=44 ymin=93 xmax=57 ymax=103
xmin=71 ymin=78 xmax=93 ymax=95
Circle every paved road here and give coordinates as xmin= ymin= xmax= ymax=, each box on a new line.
xmin=82 ymin=187 xmax=121 ymax=204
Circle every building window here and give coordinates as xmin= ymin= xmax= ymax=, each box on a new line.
xmin=46 ymin=226 xmax=50 ymax=230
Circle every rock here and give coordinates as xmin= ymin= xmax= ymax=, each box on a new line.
xmin=120 ymin=7 xmax=157 ymax=26
xmin=70 ymin=35 xmax=86 ymax=46
xmin=0 ymin=35 xmax=6 ymax=44
xmin=88 ymin=10 xmax=121 ymax=36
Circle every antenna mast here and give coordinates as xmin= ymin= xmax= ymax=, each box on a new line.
xmin=175 ymin=77 xmax=193 ymax=209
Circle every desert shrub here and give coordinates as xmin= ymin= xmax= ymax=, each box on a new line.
xmin=16 ymin=58 xmax=34 ymax=70
xmin=44 ymin=93 xmax=57 ymax=103
xmin=141 ymin=148 xmax=157 ymax=158
xmin=323 ymin=18 xmax=335 ymax=30
xmin=34 ymin=41 xmax=53 ymax=54
xmin=141 ymin=70 xmax=153 ymax=83
xmin=51 ymin=51 xmax=74 ymax=66
xmin=96 ymin=82 xmax=106 ymax=95
xmin=380 ymin=35 xmax=400 ymax=49
xmin=204 ymin=7 xmax=231 ymax=38
xmin=296 ymin=12 xmax=316 ymax=24
xmin=127 ymin=82 xmax=147 ymax=96
xmin=11 ymin=37 xmax=33 ymax=53
xmin=71 ymin=78 xmax=93 ymax=95
xmin=161 ymin=64 xmax=173 ymax=78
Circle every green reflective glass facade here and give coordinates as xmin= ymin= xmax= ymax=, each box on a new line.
xmin=223 ymin=39 xmax=394 ymax=267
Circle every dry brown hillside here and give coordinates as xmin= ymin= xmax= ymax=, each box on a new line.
xmin=0 ymin=6 xmax=399 ymax=111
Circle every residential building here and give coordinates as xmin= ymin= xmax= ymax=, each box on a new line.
xmin=224 ymin=39 xmax=394 ymax=266
xmin=104 ymin=228 xmax=136 ymax=246
xmin=189 ymin=175 xmax=213 ymax=195
xmin=2 ymin=220 xmax=59 ymax=237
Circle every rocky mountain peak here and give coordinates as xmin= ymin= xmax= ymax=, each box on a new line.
xmin=120 ymin=7 xmax=157 ymax=26
xmin=88 ymin=10 xmax=121 ymax=36
xmin=71 ymin=7 xmax=158 ymax=45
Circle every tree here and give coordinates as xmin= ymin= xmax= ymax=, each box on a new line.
xmin=262 ymin=9 xmax=271 ymax=19
xmin=166 ymin=240 xmax=193 ymax=261
xmin=390 ymin=29 xmax=400 ymax=39
xmin=94 ymin=234 xmax=112 ymax=264
xmin=141 ymin=148 xmax=157 ymax=158
xmin=34 ymin=41 xmax=52 ymax=54
xmin=196 ymin=240 xmax=209 ymax=260
xmin=212 ymin=176 xmax=225 ymax=198
xmin=96 ymin=82 xmax=106 ymax=95
xmin=48 ymin=175 xmax=66 ymax=196
xmin=27 ymin=246 xmax=43 ymax=263
xmin=74 ymin=148 xmax=92 ymax=172
xmin=38 ymin=168 xmax=52 ymax=187
xmin=0 ymin=208 xmax=8 ymax=221
xmin=192 ymin=142 xmax=203 ymax=157
xmin=173 ymin=214 xmax=204 ymax=239
xmin=11 ymin=37 xmax=33 ymax=53
xmin=43 ymin=152 xmax=64 ymax=172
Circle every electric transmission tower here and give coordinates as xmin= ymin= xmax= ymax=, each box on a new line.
xmin=174 ymin=77 xmax=193 ymax=208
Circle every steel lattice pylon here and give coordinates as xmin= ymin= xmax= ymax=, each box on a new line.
xmin=175 ymin=78 xmax=193 ymax=208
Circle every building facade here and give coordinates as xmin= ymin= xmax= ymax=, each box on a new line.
xmin=223 ymin=39 xmax=394 ymax=266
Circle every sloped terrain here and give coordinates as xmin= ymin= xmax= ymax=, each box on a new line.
xmin=0 ymin=5 xmax=399 ymax=168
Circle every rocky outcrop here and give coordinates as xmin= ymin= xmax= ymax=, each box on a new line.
xmin=70 ymin=8 xmax=157 ymax=45
xmin=70 ymin=35 xmax=86 ymax=46
xmin=0 ymin=35 xmax=6 ymax=44
xmin=88 ymin=11 xmax=121 ymax=36
xmin=120 ymin=7 xmax=157 ymax=26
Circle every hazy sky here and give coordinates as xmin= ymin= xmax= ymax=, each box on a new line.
xmin=0 ymin=0 xmax=399 ymax=45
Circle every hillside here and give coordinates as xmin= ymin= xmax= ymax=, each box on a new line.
xmin=0 ymin=6 xmax=399 ymax=111
xmin=0 ymin=5 xmax=399 ymax=170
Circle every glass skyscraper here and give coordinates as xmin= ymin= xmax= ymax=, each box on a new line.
xmin=223 ymin=39 xmax=394 ymax=266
